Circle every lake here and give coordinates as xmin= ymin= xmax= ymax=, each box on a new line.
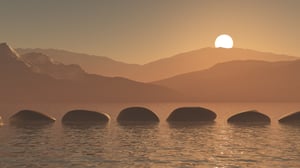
xmin=1 ymin=102 xmax=300 ymax=168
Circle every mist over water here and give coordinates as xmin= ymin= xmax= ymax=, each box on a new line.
xmin=1 ymin=102 xmax=300 ymax=167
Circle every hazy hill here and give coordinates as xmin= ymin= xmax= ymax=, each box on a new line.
xmin=17 ymin=48 xmax=298 ymax=82
xmin=22 ymin=52 xmax=86 ymax=80
xmin=1 ymin=43 xmax=181 ymax=103
xmin=17 ymin=48 xmax=140 ymax=77
xmin=136 ymin=48 xmax=298 ymax=82
xmin=154 ymin=60 xmax=300 ymax=102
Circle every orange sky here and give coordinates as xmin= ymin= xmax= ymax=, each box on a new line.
xmin=1 ymin=0 xmax=300 ymax=63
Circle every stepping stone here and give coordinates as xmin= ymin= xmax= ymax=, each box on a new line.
xmin=117 ymin=107 xmax=159 ymax=122
xmin=62 ymin=110 xmax=110 ymax=125
xmin=279 ymin=111 xmax=300 ymax=124
xmin=227 ymin=110 xmax=270 ymax=124
xmin=167 ymin=107 xmax=216 ymax=122
xmin=9 ymin=110 xmax=56 ymax=126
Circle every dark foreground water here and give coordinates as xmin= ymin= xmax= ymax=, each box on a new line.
xmin=1 ymin=102 xmax=300 ymax=168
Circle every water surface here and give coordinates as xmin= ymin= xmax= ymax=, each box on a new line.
xmin=1 ymin=102 xmax=300 ymax=168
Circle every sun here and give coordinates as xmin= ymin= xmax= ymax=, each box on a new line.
xmin=215 ymin=34 xmax=233 ymax=48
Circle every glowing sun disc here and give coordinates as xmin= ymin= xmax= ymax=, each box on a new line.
xmin=215 ymin=34 xmax=233 ymax=48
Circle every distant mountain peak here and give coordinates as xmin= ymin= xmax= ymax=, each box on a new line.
xmin=0 ymin=42 xmax=21 ymax=60
xmin=22 ymin=52 xmax=57 ymax=65
xmin=21 ymin=52 xmax=87 ymax=80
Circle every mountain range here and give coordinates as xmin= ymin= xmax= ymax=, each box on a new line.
xmin=17 ymin=48 xmax=140 ymax=78
xmin=0 ymin=43 xmax=181 ymax=103
xmin=17 ymin=48 xmax=298 ymax=82
xmin=7 ymin=43 xmax=300 ymax=102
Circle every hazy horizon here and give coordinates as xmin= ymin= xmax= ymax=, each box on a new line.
xmin=15 ymin=46 xmax=300 ymax=65
xmin=1 ymin=0 xmax=300 ymax=63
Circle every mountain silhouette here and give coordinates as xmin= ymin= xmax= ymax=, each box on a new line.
xmin=1 ymin=43 xmax=181 ymax=103
xmin=135 ymin=48 xmax=298 ymax=82
xmin=0 ymin=43 xmax=31 ymax=75
xmin=22 ymin=52 xmax=86 ymax=80
xmin=17 ymin=48 xmax=140 ymax=77
xmin=18 ymin=48 xmax=298 ymax=82
xmin=154 ymin=59 xmax=300 ymax=101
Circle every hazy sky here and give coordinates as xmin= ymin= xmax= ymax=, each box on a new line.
xmin=1 ymin=0 xmax=300 ymax=63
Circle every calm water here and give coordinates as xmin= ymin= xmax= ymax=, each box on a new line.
xmin=1 ymin=102 xmax=300 ymax=168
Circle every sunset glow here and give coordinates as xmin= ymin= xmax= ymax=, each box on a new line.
xmin=215 ymin=34 xmax=234 ymax=48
